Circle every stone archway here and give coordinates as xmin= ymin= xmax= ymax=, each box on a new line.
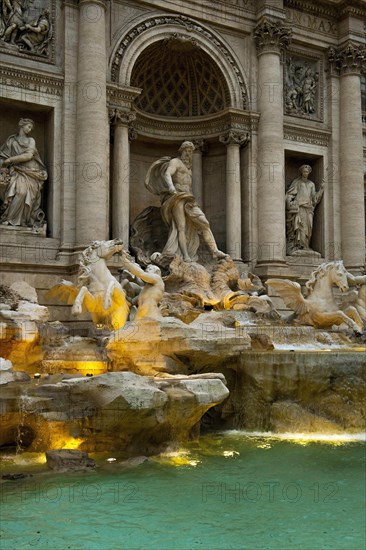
xmin=110 ymin=14 xmax=249 ymax=109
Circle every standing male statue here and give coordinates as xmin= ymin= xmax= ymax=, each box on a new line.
xmin=145 ymin=141 xmax=227 ymax=263
xmin=285 ymin=164 xmax=325 ymax=255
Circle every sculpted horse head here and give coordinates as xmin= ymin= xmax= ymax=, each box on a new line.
xmin=305 ymin=261 xmax=349 ymax=296
xmin=78 ymin=239 xmax=123 ymax=287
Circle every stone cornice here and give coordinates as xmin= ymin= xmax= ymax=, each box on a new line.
xmin=107 ymin=83 xmax=142 ymax=110
xmin=0 ymin=65 xmax=63 ymax=96
xmin=132 ymin=108 xmax=259 ymax=141
xmin=284 ymin=123 xmax=331 ymax=146
xmin=284 ymin=0 xmax=366 ymax=20
xmin=328 ymin=42 xmax=366 ymax=76
xmin=253 ymin=17 xmax=292 ymax=56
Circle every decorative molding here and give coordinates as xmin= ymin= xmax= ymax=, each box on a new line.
xmin=79 ymin=0 xmax=108 ymax=8
xmin=0 ymin=65 xmax=63 ymax=97
xmin=219 ymin=130 xmax=249 ymax=147
xmin=107 ymin=83 xmax=142 ymax=111
xmin=284 ymin=123 xmax=331 ymax=147
xmin=328 ymin=42 xmax=366 ymax=76
xmin=110 ymin=14 xmax=248 ymax=108
xmin=131 ymin=108 xmax=259 ymax=141
xmin=285 ymin=0 xmax=366 ymax=21
xmin=253 ymin=17 xmax=292 ymax=56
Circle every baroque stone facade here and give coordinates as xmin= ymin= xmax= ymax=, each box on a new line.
xmin=0 ymin=0 xmax=365 ymax=323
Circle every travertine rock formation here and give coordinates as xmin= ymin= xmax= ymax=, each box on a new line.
xmin=0 ymin=371 xmax=229 ymax=454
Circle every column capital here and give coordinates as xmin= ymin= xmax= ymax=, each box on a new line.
xmin=328 ymin=42 xmax=366 ymax=76
xmin=192 ymin=139 xmax=208 ymax=154
xmin=109 ymin=109 xmax=136 ymax=126
xmin=253 ymin=17 xmax=291 ymax=56
xmin=219 ymin=131 xmax=249 ymax=147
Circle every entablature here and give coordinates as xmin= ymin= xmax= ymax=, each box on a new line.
xmin=129 ymin=107 xmax=259 ymax=142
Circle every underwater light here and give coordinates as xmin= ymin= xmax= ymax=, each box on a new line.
xmin=223 ymin=450 xmax=240 ymax=457
xmin=106 ymin=457 xmax=116 ymax=462
xmin=33 ymin=373 xmax=41 ymax=379
xmin=224 ymin=430 xmax=366 ymax=445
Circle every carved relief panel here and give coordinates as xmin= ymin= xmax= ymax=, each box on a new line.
xmin=284 ymin=54 xmax=323 ymax=121
xmin=0 ymin=0 xmax=55 ymax=61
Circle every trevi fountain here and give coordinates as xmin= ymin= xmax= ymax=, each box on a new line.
xmin=0 ymin=0 xmax=365 ymax=549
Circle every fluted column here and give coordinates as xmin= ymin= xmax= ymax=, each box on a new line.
xmin=192 ymin=140 xmax=205 ymax=207
xmin=110 ymin=110 xmax=136 ymax=248
xmin=254 ymin=18 xmax=291 ymax=268
xmin=75 ymin=0 xmax=108 ymax=246
xmin=329 ymin=43 xmax=365 ymax=269
xmin=220 ymin=131 xmax=249 ymax=260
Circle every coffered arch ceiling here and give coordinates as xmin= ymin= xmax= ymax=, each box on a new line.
xmin=130 ymin=39 xmax=230 ymax=117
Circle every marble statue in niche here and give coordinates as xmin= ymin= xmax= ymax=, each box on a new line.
xmin=0 ymin=0 xmax=52 ymax=56
xmin=285 ymin=164 xmax=325 ymax=255
xmin=145 ymin=141 xmax=227 ymax=263
xmin=285 ymin=58 xmax=319 ymax=116
xmin=0 ymin=118 xmax=47 ymax=228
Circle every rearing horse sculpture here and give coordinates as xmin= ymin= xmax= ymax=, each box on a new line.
xmin=267 ymin=261 xmax=366 ymax=334
xmin=49 ymin=239 xmax=130 ymax=329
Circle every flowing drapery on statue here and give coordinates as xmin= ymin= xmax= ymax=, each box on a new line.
xmin=145 ymin=142 xmax=227 ymax=263
xmin=0 ymin=118 xmax=47 ymax=228
xmin=285 ymin=164 xmax=324 ymax=255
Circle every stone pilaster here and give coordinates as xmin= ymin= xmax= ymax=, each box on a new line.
xmin=328 ymin=42 xmax=366 ymax=269
xmin=110 ymin=109 xmax=136 ymax=248
xmin=220 ymin=131 xmax=249 ymax=260
xmin=254 ymin=18 xmax=291 ymax=270
xmin=75 ymin=0 xmax=109 ymax=246
xmin=192 ymin=140 xmax=206 ymax=208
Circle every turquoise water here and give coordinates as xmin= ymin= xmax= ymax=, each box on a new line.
xmin=1 ymin=433 xmax=365 ymax=550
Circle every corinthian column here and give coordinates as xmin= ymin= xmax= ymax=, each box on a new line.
xmin=75 ymin=0 xmax=108 ymax=246
xmin=110 ymin=109 xmax=136 ymax=248
xmin=220 ymin=131 xmax=249 ymax=260
xmin=192 ymin=140 xmax=205 ymax=207
xmin=329 ymin=43 xmax=366 ymax=270
xmin=253 ymin=18 xmax=291 ymax=270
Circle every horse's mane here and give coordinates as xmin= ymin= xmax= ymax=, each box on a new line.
xmin=78 ymin=241 xmax=102 ymax=287
xmin=305 ymin=260 xmax=345 ymax=295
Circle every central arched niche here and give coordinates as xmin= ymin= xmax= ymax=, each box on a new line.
xmin=128 ymin=37 xmax=233 ymax=252
xmin=130 ymin=38 xmax=230 ymax=117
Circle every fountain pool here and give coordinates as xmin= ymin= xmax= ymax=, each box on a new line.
xmin=1 ymin=432 xmax=365 ymax=550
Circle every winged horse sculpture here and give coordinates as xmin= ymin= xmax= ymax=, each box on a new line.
xmin=267 ymin=261 xmax=366 ymax=334
xmin=48 ymin=239 xmax=130 ymax=329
